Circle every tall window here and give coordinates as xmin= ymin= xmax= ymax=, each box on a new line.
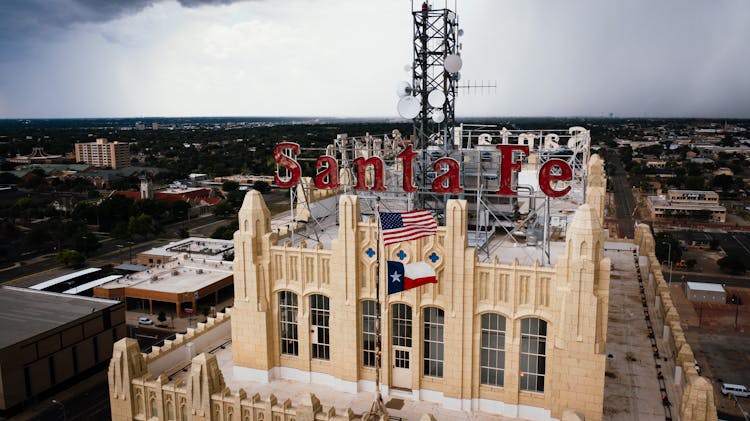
xmin=480 ymin=313 xmax=506 ymax=387
xmin=279 ymin=291 xmax=299 ymax=356
xmin=423 ymin=307 xmax=444 ymax=378
xmin=310 ymin=294 xmax=330 ymax=360
xmin=520 ymin=318 xmax=547 ymax=393
xmin=392 ymin=303 xmax=412 ymax=370
xmin=362 ymin=300 xmax=378 ymax=367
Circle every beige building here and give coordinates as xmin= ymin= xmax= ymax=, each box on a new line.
xmin=74 ymin=138 xmax=131 ymax=169
xmin=221 ymin=151 xmax=611 ymax=421
xmin=107 ymin=155 xmax=719 ymax=421
xmin=647 ymin=189 xmax=726 ymax=223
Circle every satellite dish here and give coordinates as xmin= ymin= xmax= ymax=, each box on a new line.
xmin=458 ymin=29 xmax=464 ymax=36
xmin=432 ymin=109 xmax=445 ymax=124
xmin=397 ymin=96 xmax=420 ymax=119
xmin=444 ymin=54 xmax=463 ymax=73
xmin=428 ymin=89 xmax=445 ymax=108
xmin=452 ymin=72 xmax=461 ymax=81
xmin=403 ymin=64 xmax=412 ymax=72
xmin=396 ymin=81 xmax=413 ymax=98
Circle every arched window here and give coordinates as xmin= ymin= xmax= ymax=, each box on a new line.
xmin=310 ymin=294 xmax=330 ymax=360
xmin=361 ymin=300 xmax=378 ymax=367
xmin=180 ymin=400 xmax=187 ymax=421
xmin=279 ymin=291 xmax=299 ymax=356
xmin=520 ymin=318 xmax=547 ymax=392
xmin=480 ymin=313 xmax=506 ymax=387
xmin=423 ymin=307 xmax=444 ymax=378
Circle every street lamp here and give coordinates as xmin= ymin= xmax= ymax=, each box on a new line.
xmin=51 ymin=399 xmax=66 ymax=421
xmin=661 ymin=241 xmax=673 ymax=286
xmin=731 ymin=294 xmax=741 ymax=331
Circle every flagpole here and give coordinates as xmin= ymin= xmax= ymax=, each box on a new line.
xmin=367 ymin=196 xmax=389 ymax=420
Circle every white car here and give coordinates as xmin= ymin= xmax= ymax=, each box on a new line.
xmin=138 ymin=316 xmax=154 ymax=326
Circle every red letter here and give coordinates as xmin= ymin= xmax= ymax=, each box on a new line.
xmin=273 ymin=142 xmax=301 ymax=188
xmin=432 ymin=157 xmax=463 ymax=194
xmin=398 ymin=144 xmax=417 ymax=192
xmin=495 ymin=145 xmax=529 ymax=195
xmin=353 ymin=156 xmax=386 ymax=191
xmin=314 ymin=156 xmax=339 ymax=189
xmin=539 ymin=159 xmax=572 ymax=198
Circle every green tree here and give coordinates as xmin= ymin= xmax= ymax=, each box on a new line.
xmin=717 ymin=253 xmax=746 ymax=274
xmin=171 ymin=201 xmax=191 ymax=221
xmin=128 ymin=213 xmax=156 ymax=238
xmin=654 ymin=232 xmax=681 ymax=264
xmin=252 ymin=180 xmax=271 ymax=194
xmin=712 ymin=174 xmax=734 ymax=191
xmin=157 ymin=311 xmax=167 ymax=324
xmin=222 ymin=180 xmax=240 ymax=192
xmin=55 ymin=249 xmax=85 ymax=267
xmin=213 ymin=200 xmax=232 ymax=217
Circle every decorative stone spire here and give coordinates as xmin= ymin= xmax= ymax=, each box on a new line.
xmin=234 ymin=190 xmax=271 ymax=303
xmin=187 ymin=353 xmax=227 ymax=419
xmin=585 ymin=154 xmax=606 ymax=224
xmin=108 ymin=338 xmax=147 ymax=421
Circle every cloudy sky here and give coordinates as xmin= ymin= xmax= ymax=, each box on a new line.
xmin=0 ymin=0 xmax=748 ymax=119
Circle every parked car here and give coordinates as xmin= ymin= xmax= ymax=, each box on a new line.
xmin=138 ymin=316 xmax=153 ymax=326
xmin=721 ymin=383 xmax=750 ymax=398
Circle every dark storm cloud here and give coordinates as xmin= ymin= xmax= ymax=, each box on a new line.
xmin=0 ymin=0 xmax=252 ymax=42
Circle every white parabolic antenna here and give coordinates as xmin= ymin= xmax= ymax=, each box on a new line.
xmin=428 ymin=89 xmax=445 ymax=108
xmin=444 ymin=54 xmax=463 ymax=73
xmin=396 ymin=81 xmax=413 ymax=98
xmin=432 ymin=109 xmax=445 ymax=123
xmin=397 ymin=96 xmax=420 ymax=119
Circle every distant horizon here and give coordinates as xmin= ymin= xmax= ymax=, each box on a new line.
xmin=1 ymin=115 xmax=749 ymax=122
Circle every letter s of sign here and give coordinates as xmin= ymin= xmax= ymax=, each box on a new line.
xmin=273 ymin=142 xmax=301 ymax=188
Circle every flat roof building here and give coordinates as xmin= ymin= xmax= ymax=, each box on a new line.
xmin=94 ymin=253 xmax=234 ymax=318
xmin=134 ymin=237 xmax=234 ymax=267
xmin=686 ymin=281 xmax=726 ymax=303
xmin=647 ymin=189 xmax=726 ymax=223
xmin=0 ymin=287 xmax=125 ymax=415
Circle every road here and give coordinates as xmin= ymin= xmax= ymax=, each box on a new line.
xmin=607 ymin=153 xmax=637 ymax=239
xmin=0 ymin=214 xmax=231 ymax=285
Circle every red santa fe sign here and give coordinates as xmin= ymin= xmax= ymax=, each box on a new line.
xmin=273 ymin=142 xmax=573 ymax=198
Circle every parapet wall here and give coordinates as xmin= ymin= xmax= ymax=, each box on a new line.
xmin=146 ymin=309 xmax=232 ymax=376
xmin=634 ymin=225 xmax=718 ymax=421
xmin=109 ymin=308 xmax=415 ymax=421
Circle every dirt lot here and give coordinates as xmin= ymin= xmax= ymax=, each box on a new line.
xmin=671 ymin=284 xmax=750 ymax=419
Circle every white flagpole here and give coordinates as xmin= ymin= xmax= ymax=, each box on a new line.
xmin=367 ymin=197 xmax=389 ymax=419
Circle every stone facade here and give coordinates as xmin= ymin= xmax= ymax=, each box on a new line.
xmin=633 ymin=226 xmax=717 ymax=421
xmin=109 ymin=337 xmax=362 ymax=421
xmin=107 ymin=152 xmax=720 ymax=421
xmin=229 ymin=156 xmax=611 ymax=420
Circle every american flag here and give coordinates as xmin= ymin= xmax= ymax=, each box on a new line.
xmin=379 ymin=210 xmax=437 ymax=246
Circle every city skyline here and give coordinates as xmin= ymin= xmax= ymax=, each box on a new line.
xmin=0 ymin=0 xmax=749 ymax=119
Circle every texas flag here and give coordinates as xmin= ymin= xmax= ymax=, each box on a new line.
xmin=387 ymin=261 xmax=437 ymax=294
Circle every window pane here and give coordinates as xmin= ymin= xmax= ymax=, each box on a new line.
xmin=310 ymin=295 xmax=330 ymax=360
xmin=423 ymin=307 xmax=444 ymax=378
xmin=279 ymin=292 xmax=299 ymax=356
xmin=519 ymin=318 xmax=546 ymax=392
xmin=361 ymin=301 xmax=378 ymax=368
